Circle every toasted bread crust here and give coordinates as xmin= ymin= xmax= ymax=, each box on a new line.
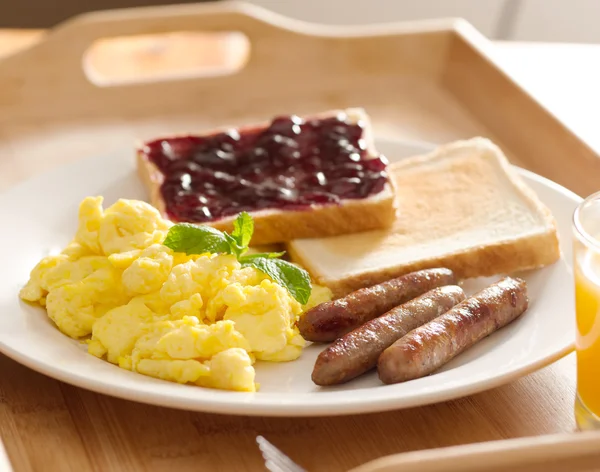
xmin=136 ymin=109 xmax=396 ymax=245
xmin=288 ymin=229 xmax=560 ymax=298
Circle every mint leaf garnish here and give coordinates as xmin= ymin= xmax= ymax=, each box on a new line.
xmin=241 ymin=251 xmax=286 ymax=261
xmin=163 ymin=214 xmax=312 ymax=304
xmin=226 ymin=212 xmax=254 ymax=258
xmin=242 ymin=257 xmax=311 ymax=305
xmin=224 ymin=232 xmax=244 ymax=259
xmin=231 ymin=211 xmax=253 ymax=248
xmin=163 ymin=223 xmax=231 ymax=255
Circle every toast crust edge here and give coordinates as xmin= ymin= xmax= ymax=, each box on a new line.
xmin=289 ymin=229 xmax=561 ymax=298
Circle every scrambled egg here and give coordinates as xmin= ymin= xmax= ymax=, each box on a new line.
xmin=20 ymin=197 xmax=331 ymax=392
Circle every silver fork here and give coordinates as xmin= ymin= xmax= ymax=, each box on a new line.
xmin=256 ymin=436 xmax=307 ymax=472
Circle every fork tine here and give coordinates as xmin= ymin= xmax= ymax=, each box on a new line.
xmin=257 ymin=436 xmax=298 ymax=472
xmin=258 ymin=437 xmax=291 ymax=472
xmin=261 ymin=440 xmax=302 ymax=471
xmin=256 ymin=436 xmax=307 ymax=472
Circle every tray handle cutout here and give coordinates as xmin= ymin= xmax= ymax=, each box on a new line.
xmin=83 ymin=31 xmax=250 ymax=86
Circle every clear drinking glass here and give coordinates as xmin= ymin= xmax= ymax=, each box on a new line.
xmin=573 ymin=191 xmax=600 ymax=430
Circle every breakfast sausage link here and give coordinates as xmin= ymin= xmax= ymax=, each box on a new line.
xmin=298 ymin=268 xmax=457 ymax=343
xmin=378 ymin=276 xmax=528 ymax=385
xmin=311 ymin=285 xmax=466 ymax=386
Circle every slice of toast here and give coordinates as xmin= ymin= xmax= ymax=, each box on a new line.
xmin=287 ymin=137 xmax=561 ymax=297
xmin=137 ymin=108 xmax=396 ymax=245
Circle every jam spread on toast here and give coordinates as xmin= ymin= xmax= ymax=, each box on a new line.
xmin=143 ymin=113 xmax=389 ymax=222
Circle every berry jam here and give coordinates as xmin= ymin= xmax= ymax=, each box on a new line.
xmin=143 ymin=113 xmax=389 ymax=223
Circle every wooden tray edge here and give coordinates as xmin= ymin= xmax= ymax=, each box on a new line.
xmin=351 ymin=430 xmax=600 ymax=472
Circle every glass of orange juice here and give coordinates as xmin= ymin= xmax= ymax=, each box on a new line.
xmin=574 ymin=192 xmax=600 ymax=430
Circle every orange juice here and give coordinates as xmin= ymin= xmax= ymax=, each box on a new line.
xmin=573 ymin=191 xmax=600 ymax=430
xmin=574 ymin=249 xmax=600 ymax=428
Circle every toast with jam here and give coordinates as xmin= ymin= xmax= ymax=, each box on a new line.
xmin=137 ymin=108 xmax=396 ymax=245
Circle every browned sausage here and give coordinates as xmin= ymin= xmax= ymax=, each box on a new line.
xmin=298 ymin=268 xmax=457 ymax=342
xmin=378 ymin=276 xmax=528 ymax=384
xmin=311 ymin=285 xmax=466 ymax=386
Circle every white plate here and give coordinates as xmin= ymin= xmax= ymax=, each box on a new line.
xmin=0 ymin=139 xmax=579 ymax=417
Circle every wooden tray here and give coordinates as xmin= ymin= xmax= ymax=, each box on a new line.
xmin=0 ymin=2 xmax=599 ymax=471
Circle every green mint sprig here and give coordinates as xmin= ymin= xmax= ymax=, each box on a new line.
xmin=163 ymin=212 xmax=311 ymax=305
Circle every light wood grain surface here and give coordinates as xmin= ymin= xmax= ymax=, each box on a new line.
xmin=0 ymin=29 xmax=44 ymax=58
xmin=0 ymin=8 xmax=594 ymax=472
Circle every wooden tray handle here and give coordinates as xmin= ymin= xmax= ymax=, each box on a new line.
xmin=3 ymin=1 xmax=293 ymax=87
xmin=0 ymin=3 xmax=463 ymax=118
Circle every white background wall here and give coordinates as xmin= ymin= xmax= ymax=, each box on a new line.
xmin=511 ymin=0 xmax=600 ymax=43
xmin=248 ymin=0 xmax=600 ymax=43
